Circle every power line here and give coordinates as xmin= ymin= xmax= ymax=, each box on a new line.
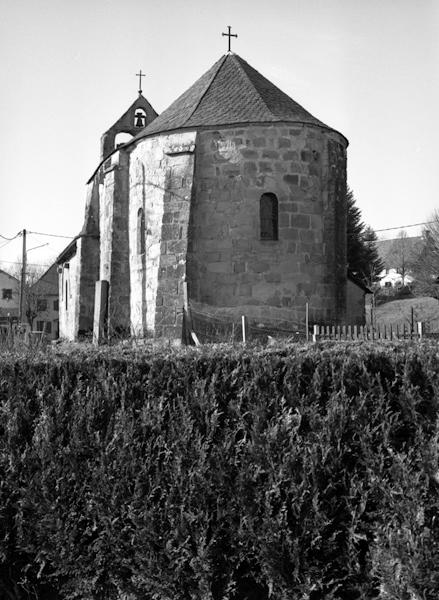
xmin=0 ymin=238 xmax=17 ymax=251
xmin=375 ymin=221 xmax=434 ymax=233
xmin=0 ymin=259 xmax=52 ymax=267
xmin=0 ymin=231 xmax=21 ymax=241
xmin=28 ymin=230 xmax=75 ymax=239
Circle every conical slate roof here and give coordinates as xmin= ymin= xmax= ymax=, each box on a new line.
xmin=135 ymin=53 xmax=338 ymax=139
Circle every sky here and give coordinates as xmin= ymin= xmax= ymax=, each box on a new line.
xmin=0 ymin=0 xmax=438 ymax=271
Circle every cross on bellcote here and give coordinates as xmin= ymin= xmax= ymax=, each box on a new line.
xmin=222 ymin=25 xmax=237 ymax=52
xmin=136 ymin=69 xmax=146 ymax=95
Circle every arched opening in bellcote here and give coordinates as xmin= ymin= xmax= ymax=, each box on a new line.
xmin=134 ymin=108 xmax=147 ymax=128
xmin=114 ymin=132 xmax=134 ymax=149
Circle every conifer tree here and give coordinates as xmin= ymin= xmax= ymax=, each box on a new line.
xmin=346 ymin=188 xmax=384 ymax=286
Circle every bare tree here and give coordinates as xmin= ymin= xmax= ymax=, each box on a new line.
xmin=3 ymin=262 xmax=47 ymax=327
xmin=384 ymin=230 xmax=422 ymax=286
xmin=412 ymin=211 xmax=439 ymax=299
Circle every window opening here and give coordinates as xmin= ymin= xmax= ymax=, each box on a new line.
xmin=137 ymin=208 xmax=146 ymax=255
xmin=37 ymin=299 xmax=48 ymax=312
xmin=2 ymin=289 xmax=12 ymax=300
xmin=260 ymin=193 xmax=278 ymax=240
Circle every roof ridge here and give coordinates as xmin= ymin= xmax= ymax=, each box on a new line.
xmin=231 ymin=54 xmax=273 ymax=117
xmin=181 ymin=54 xmax=228 ymax=127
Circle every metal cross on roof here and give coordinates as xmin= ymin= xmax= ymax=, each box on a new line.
xmin=222 ymin=26 xmax=237 ymax=52
xmin=136 ymin=69 xmax=146 ymax=95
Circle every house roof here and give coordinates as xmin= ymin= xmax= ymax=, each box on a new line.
xmin=348 ymin=272 xmax=373 ymax=294
xmin=56 ymin=238 xmax=77 ymax=263
xmin=376 ymin=236 xmax=424 ymax=269
xmin=134 ymin=53 xmax=347 ymax=142
xmin=0 ymin=268 xmax=19 ymax=283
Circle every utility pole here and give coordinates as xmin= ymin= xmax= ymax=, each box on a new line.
xmin=19 ymin=229 xmax=26 ymax=323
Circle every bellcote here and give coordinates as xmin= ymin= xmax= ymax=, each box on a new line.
xmin=100 ymin=94 xmax=158 ymax=161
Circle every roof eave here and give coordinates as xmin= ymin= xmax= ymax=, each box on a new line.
xmin=126 ymin=119 xmax=349 ymax=148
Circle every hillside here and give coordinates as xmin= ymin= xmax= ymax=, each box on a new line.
xmin=375 ymin=295 xmax=439 ymax=331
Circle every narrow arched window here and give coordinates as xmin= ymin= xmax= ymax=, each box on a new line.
xmin=65 ymin=281 xmax=68 ymax=310
xmin=137 ymin=208 xmax=145 ymax=255
xmin=260 ymin=193 xmax=278 ymax=240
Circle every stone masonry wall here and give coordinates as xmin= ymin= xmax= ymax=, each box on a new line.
xmin=129 ymin=131 xmax=196 ymax=338
xmin=99 ymin=149 xmax=131 ymax=336
xmin=187 ymin=124 xmax=348 ymax=328
xmin=77 ymin=178 xmax=100 ymax=336
xmin=346 ymin=279 xmax=367 ymax=326
xmin=58 ymin=246 xmax=80 ymax=341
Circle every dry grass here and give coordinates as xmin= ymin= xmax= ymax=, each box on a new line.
xmin=375 ymin=296 xmax=439 ymax=332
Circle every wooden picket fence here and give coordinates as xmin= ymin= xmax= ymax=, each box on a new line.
xmin=312 ymin=322 xmax=424 ymax=342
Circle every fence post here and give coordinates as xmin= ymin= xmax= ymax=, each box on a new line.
xmin=305 ymin=302 xmax=309 ymax=341
xmin=417 ymin=321 xmax=423 ymax=340
xmin=312 ymin=324 xmax=319 ymax=342
xmin=241 ymin=315 xmax=249 ymax=344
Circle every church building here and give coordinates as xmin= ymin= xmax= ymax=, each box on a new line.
xmin=57 ymin=47 xmax=349 ymax=341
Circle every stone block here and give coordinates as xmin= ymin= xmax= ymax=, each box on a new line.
xmin=279 ymin=258 xmax=300 ymax=273
xmin=258 ymin=162 xmax=273 ymax=172
xmin=161 ymin=224 xmax=180 ymax=241
xmin=166 ymin=263 xmax=185 ymax=278
xmin=166 ymin=240 xmax=187 ymax=254
xmin=163 ymin=294 xmax=180 ymax=306
xmin=309 ymin=163 xmax=320 ymax=176
xmin=241 ymin=149 xmax=258 ymax=159
xmin=233 ymin=262 xmax=246 ymax=274
xmin=232 ymin=239 xmax=251 ymax=251
xmin=299 ymin=230 xmax=315 ymax=243
xmin=265 ymin=272 xmax=281 ymax=283
xmin=208 ymin=261 xmax=231 ymax=273
xmin=279 ymin=201 xmax=298 ymax=212
xmin=243 ymin=162 xmax=257 ymax=176
xmin=262 ymin=150 xmax=279 ymax=159
xmin=283 ymin=174 xmax=299 ymax=186
xmin=283 ymin=151 xmax=299 ymax=161
xmin=274 ymin=162 xmax=287 ymax=174
xmin=266 ymin=293 xmax=282 ymax=307
xmin=157 ymin=279 xmax=179 ymax=294
xmin=160 ymin=254 xmax=177 ymax=267
xmin=249 ymin=260 xmax=269 ymax=273
xmin=290 ymin=162 xmax=303 ymax=173
xmin=301 ymin=150 xmax=311 ymax=162
xmin=279 ymin=228 xmax=299 ymax=240
xmin=253 ymin=138 xmax=266 ymax=147
xmin=293 ymin=214 xmax=310 ymax=229
xmin=278 ymin=212 xmax=290 ymax=228
xmin=278 ymin=138 xmax=291 ymax=148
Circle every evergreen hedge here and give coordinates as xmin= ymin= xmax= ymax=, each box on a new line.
xmin=0 ymin=341 xmax=438 ymax=599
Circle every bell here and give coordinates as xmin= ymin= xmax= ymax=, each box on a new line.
xmin=135 ymin=113 xmax=145 ymax=128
